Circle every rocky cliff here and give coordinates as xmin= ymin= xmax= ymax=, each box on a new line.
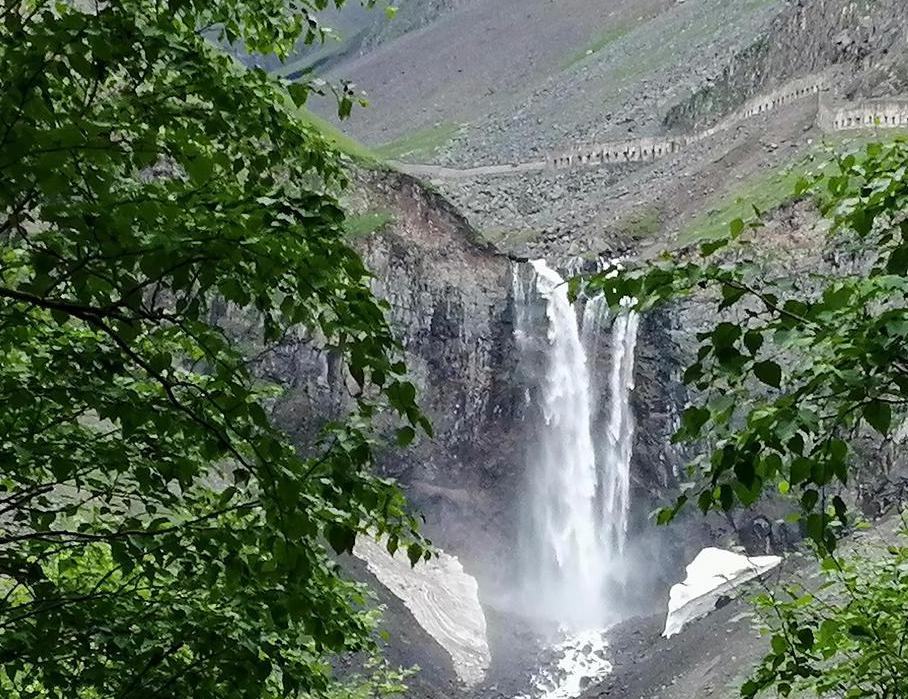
xmin=254 ymin=166 xmax=695 ymax=604
xmin=255 ymin=169 xmax=519 ymax=578
xmin=665 ymin=0 xmax=908 ymax=131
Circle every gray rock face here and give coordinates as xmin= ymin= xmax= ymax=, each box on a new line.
xmin=259 ymin=169 xmax=693 ymax=599
xmin=664 ymin=0 xmax=908 ymax=131
xmin=352 ymin=173 xmax=525 ymax=577
xmin=260 ymin=170 xmax=524 ymax=581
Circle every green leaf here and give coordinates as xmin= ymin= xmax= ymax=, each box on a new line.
xmin=679 ymin=406 xmax=711 ymax=439
xmin=327 ymin=525 xmax=356 ymax=555
xmin=790 ymin=457 xmax=812 ymax=485
xmin=753 ymin=360 xmax=782 ymax=388
xmin=712 ymin=322 xmax=741 ymax=349
xmin=887 ymin=244 xmax=908 ymax=275
xmin=801 ymin=489 xmax=819 ymax=511
xmin=771 ymin=635 xmax=788 ymax=654
xmin=743 ymin=329 xmax=764 ymax=355
xmin=656 ymin=507 xmax=674 ymax=525
xmin=407 ymin=543 xmax=423 ymax=567
xmin=720 ymin=283 xmax=747 ymax=309
xmin=862 ymin=400 xmax=891 ymax=435
xmin=734 ymin=458 xmax=756 ymax=488
xmin=719 ymin=484 xmax=734 ymax=511
xmin=700 ymin=237 xmax=729 ymax=257
xmin=395 ymin=426 xmax=416 ymax=447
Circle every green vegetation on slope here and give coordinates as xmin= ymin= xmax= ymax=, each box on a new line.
xmin=374 ymin=121 xmax=463 ymax=161
xmin=681 ymin=160 xmax=808 ymax=243
xmin=615 ymin=205 xmax=664 ymax=241
xmin=683 ymin=130 xmax=908 ymax=243
xmin=344 ymin=211 xmax=394 ymax=238
xmin=297 ymin=108 xmax=381 ymax=163
xmin=479 ymin=227 xmax=542 ymax=249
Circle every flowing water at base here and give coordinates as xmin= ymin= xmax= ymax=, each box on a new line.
xmin=514 ymin=628 xmax=613 ymax=699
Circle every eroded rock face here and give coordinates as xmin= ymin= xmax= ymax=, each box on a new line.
xmin=352 ymin=172 xmax=526 ymax=580
xmin=260 ymin=170 xmax=525 ymax=581
xmin=665 ymin=0 xmax=908 ymax=131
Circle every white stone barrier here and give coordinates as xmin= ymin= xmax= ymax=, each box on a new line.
xmin=549 ymin=73 xmax=830 ymax=171
xmin=820 ymin=99 xmax=908 ymax=131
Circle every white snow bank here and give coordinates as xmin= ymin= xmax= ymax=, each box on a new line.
xmin=663 ymin=547 xmax=781 ymax=638
xmin=353 ymin=537 xmax=490 ymax=686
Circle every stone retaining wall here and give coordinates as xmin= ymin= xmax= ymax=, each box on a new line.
xmin=549 ymin=137 xmax=682 ymax=169
xmin=738 ymin=75 xmax=827 ymax=120
xmin=819 ymin=98 xmax=908 ymax=131
xmin=550 ymin=74 xmax=829 ymax=170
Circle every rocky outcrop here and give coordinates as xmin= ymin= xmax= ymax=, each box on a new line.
xmin=665 ymin=0 xmax=908 ymax=131
xmin=261 ymin=170 xmax=523 ymax=580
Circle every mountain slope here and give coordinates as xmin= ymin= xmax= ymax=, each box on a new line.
xmin=310 ymin=0 xmax=785 ymax=163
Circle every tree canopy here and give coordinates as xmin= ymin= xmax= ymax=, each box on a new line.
xmin=0 ymin=1 xmax=427 ymax=697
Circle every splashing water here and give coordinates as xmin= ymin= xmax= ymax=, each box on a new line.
xmin=514 ymin=629 xmax=613 ymax=699
xmin=514 ymin=260 xmax=639 ymax=629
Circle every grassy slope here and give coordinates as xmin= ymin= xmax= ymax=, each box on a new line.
xmin=343 ymin=211 xmax=394 ymax=238
xmin=374 ymin=121 xmax=464 ymax=160
xmin=681 ymin=130 xmax=908 ymax=243
xmin=296 ymin=108 xmax=381 ymax=164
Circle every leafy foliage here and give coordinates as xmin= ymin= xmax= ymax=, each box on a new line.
xmin=582 ymin=138 xmax=908 ymax=549
xmin=580 ymin=137 xmax=908 ymax=697
xmin=743 ymin=519 xmax=908 ymax=699
xmin=0 ymin=1 xmax=426 ymax=697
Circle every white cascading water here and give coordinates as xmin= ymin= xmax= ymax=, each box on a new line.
xmin=516 ymin=260 xmax=639 ymax=626
xmin=513 ymin=260 xmax=639 ymax=699
xmin=599 ymin=306 xmax=639 ymax=567
xmin=520 ymin=260 xmax=605 ymax=626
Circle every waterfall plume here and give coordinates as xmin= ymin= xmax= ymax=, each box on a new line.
xmin=514 ymin=260 xmax=639 ymax=628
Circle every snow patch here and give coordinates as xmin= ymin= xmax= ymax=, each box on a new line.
xmin=353 ymin=537 xmax=490 ymax=686
xmin=663 ymin=547 xmax=781 ymax=638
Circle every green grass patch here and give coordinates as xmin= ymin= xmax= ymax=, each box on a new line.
xmin=562 ymin=22 xmax=633 ymax=69
xmin=681 ymin=131 xmax=908 ymax=244
xmin=296 ymin=108 xmax=380 ymax=164
xmin=344 ymin=211 xmax=394 ymax=239
xmin=615 ymin=205 xmax=664 ymax=241
xmin=479 ymin=227 xmax=542 ymax=248
xmin=374 ymin=122 xmax=462 ymax=161
xmin=680 ymin=163 xmax=806 ymax=244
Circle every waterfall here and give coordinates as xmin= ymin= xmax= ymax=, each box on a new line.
xmin=514 ymin=260 xmax=639 ymax=629
xmin=599 ymin=308 xmax=639 ymax=564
